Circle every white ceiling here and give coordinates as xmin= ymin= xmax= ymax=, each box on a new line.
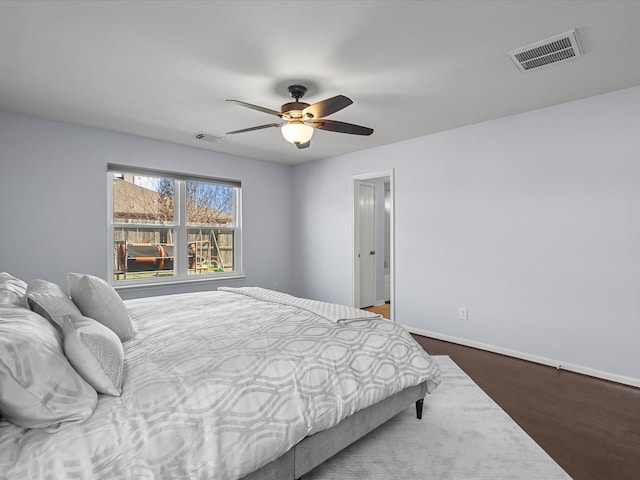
xmin=2 ymin=1 xmax=640 ymax=165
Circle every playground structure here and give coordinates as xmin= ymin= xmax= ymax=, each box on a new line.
xmin=114 ymin=240 xmax=226 ymax=279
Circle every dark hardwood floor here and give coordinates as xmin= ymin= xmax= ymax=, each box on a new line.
xmin=413 ymin=335 xmax=640 ymax=480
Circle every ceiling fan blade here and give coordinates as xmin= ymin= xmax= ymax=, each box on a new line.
xmin=225 ymin=123 xmax=281 ymax=135
xmin=226 ymin=99 xmax=282 ymax=117
xmin=302 ymin=95 xmax=353 ymax=119
xmin=306 ymin=119 xmax=373 ymax=136
xmin=296 ymin=140 xmax=310 ymax=149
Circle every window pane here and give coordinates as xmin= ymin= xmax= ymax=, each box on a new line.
xmin=113 ymin=227 xmax=175 ymax=281
xmin=186 ymin=181 xmax=234 ymax=227
xmin=187 ymin=228 xmax=234 ymax=275
xmin=113 ymin=174 xmax=175 ymax=225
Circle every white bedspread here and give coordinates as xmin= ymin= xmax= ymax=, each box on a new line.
xmin=0 ymin=289 xmax=440 ymax=479
xmin=218 ymin=286 xmax=384 ymax=323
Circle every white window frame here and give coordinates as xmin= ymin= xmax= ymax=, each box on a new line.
xmin=107 ymin=164 xmax=243 ymax=287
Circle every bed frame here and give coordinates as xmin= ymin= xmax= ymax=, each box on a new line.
xmin=242 ymin=381 xmax=427 ymax=479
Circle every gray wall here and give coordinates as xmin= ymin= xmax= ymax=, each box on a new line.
xmin=0 ymin=112 xmax=294 ymax=299
xmin=291 ymin=85 xmax=640 ymax=385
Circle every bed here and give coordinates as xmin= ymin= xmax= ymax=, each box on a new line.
xmin=0 ymin=273 xmax=441 ymax=479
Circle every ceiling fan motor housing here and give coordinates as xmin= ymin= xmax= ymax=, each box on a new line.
xmin=281 ymin=101 xmax=310 ymax=118
xmin=283 ymin=85 xmax=311 ymax=118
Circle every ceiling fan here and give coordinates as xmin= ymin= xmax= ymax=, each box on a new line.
xmin=225 ymin=85 xmax=373 ymax=149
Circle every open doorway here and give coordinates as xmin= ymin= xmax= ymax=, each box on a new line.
xmin=352 ymin=170 xmax=394 ymax=321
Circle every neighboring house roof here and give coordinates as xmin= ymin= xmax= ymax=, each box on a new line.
xmin=113 ymin=177 xmax=170 ymax=222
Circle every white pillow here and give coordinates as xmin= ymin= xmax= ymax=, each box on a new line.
xmin=0 ymin=272 xmax=27 ymax=306
xmin=67 ymin=273 xmax=135 ymax=341
xmin=62 ymin=314 xmax=124 ymax=396
xmin=24 ymin=279 xmax=83 ymax=330
xmin=0 ymin=305 xmax=97 ymax=429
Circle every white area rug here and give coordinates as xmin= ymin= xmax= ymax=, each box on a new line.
xmin=306 ymin=356 xmax=572 ymax=479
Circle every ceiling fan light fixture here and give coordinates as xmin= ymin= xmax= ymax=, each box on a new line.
xmin=281 ymin=121 xmax=314 ymax=145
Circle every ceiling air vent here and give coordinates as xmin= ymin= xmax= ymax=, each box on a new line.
xmin=194 ymin=132 xmax=223 ymax=143
xmin=508 ymin=30 xmax=582 ymax=73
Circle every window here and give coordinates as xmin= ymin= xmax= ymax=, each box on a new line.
xmin=108 ymin=165 xmax=241 ymax=284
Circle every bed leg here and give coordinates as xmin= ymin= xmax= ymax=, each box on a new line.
xmin=415 ymin=398 xmax=424 ymax=420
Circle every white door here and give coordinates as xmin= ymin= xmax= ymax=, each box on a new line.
xmin=358 ymin=181 xmax=376 ymax=308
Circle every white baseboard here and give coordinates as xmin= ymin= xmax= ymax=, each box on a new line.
xmin=405 ymin=326 xmax=640 ymax=389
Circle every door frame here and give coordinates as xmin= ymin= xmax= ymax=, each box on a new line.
xmin=351 ymin=169 xmax=395 ymax=321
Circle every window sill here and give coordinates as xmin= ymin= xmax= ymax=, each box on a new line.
xmin=113 ymin=273 xmax=246 ymax=293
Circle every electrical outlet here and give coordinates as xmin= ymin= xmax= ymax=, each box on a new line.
xmin=459 ymin=308 xmax=468 ymax=321
xmin=272 ymin=281 xmax=278 ymax=290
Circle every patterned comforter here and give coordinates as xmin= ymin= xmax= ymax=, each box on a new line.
xmin=0 ymin=288 xmax=441 ymax=479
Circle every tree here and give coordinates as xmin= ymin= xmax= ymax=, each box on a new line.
xmin=186 ymin=181 xmax=233 ymax=225
xmin=155 ymin=178 xmax=175 ymax=224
